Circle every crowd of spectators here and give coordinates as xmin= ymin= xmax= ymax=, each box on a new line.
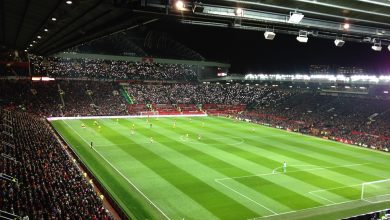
xmin=126 ymin=83 xmax=271 ymax=105
xmin=1 ymin=78 xmax=390 ymax=220
xmin=1 ymin=79 xmax=390 ymax=152
xmin=0 ymin=80 xmax=127 ymax=117
xmin=241 ymin=92 xmax=390 ymax=151
xmin=1 ymin=108 xmax=112 ymax=219
xmin=31 ymin=56 xmax=198 ymax=81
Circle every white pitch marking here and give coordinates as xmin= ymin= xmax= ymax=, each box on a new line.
xmin=216 ymin=163 xmax=370 ymax=181
xmin=309 ymin=183 xmax=361 ymax=194
xmin=272 ymin=164 xmax=318 ymax=174
xmin=362 ymin=193 xmax=390 ymax=204
xmin=62 ymin=120 xmax=171 ymax=220
xmin=214 ymin=179 xmax=278 ymax=215
xmin=248 ymin=197 xmax=370 ymax=220
xmin=308 ymin=191 xmax=336 ymax=204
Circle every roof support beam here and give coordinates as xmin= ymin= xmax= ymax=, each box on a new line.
xmin=14 ymin=0 xmax=31 ymax=47
xmin=293 ymin=0 xmax=390 ymax=18
xmin=355 ymin=0 xmax=390 ymax=8
xmin=0 ymin=0 xmax=5 ymax=43
xmin=216 ymin=0 xmax=390 ymax=27
xmin=35 ymin=0 xmax=103 ymax=53
xmin=40 ymin=9 xmax=113 ymax=54
xmin=26 ymin=0 xmax=62 ymax=49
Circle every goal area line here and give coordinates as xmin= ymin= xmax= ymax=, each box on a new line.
xmin=215 ymin=163 xmax=390 ymax=220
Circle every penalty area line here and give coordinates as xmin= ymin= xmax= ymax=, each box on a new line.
xmin=216 ymin=163 xmax=370 ymax=181
xmin=62 ymin=120 xmax=171 ymax=220
xmin=214 ymin=179 xmax=278 ymax=215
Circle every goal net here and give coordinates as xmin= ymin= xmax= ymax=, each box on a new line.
xmin=361 ymin=179 xmax=390 ymax=203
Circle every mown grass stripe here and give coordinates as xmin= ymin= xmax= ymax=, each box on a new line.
xmin=135 ymin=118 xmax=328 ymax=210
xmin=92 ymin=119 xmax=262 ymax=220
xmin=51 ymin=117 xmax=390 ymax=220
xmin=187 ymin=117 xmax=388 ymax=182
xmin=118 ymin=119 xmax=316 ymax=212
xmin=172 ymin=117 xmax=385 ymax=201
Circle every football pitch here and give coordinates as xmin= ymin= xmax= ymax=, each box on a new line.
xmin=50 ymin=116 xmax=390 ymax=220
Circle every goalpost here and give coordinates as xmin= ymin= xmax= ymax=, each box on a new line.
xmin=361 ymin=179 xmax=390 ymax=203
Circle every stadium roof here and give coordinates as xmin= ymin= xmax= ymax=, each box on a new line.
xmin=1 ymin=0 xmax=390 ymax=55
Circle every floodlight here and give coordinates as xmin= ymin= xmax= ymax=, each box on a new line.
xmin=388 ymin=45 xmax=390 ymax=51
xmin=343 ymin=23 xmax=350 ymax=30
xmin=175 ymin=0 xmax=185 ymax=11
xmin=235 ymin=7 xmax=243 ymax=16
xmin=334 ymin=39 xmax=345 ymax=47
xmin=371 ymin=41 xmax=382 ymax=51
xmin=66 ymin=1 xmax=72 ymax=4
xmin=296 ymin=30 xmax=308 ymax=43
xmin=264 ymin=31 xmax=276 ymax=40
xmin=288 ymin=12 xmax=304 ymax=23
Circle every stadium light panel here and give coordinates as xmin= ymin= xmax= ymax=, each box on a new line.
xmin=288 ymin=12 xmax=304 ymax=23
xmin=37 ymin=35 xmax=41 ymax=39
xmin=296 ymin=30 xmax=308 ymax=43
xmin=51 ymin=17 xmax=57 ymax=21
xmin=44 ymin=28 xmax=48 ymax=32
xmin=264 ymin=31 xmax=276 ymax=40
xmin=334 ymin=39 xmax=345 ymax=47
xmin=66 ymin=1 xmax=72 ymax=4
xmin=388 ymin=45 xmax=390 ymax=51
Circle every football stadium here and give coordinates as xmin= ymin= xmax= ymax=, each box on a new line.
xmin=1 ymin=1 xmax=390 ymax=220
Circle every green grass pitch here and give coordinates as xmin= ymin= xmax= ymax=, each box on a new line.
xmin=50 ymin=116 xmax=390 ymax=220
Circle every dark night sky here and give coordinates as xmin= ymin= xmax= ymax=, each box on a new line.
xmin=154 ymin=22 xmax=390 ymax=74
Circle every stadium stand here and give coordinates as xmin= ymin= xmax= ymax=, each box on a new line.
xmin=30 ymin=56 xmax=198 ymax=81
xmin=0 ymin=77 xmax=389 ymax=153
xmin=0 ymin=108 xmax=112 ymax=219
xmin=1 ymin=60 xmax=390 ymax=220
xmin=342 ymin=208 xmax=390 ymax=220
xmin=0 ymin=80 xmax=127 ymax=117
